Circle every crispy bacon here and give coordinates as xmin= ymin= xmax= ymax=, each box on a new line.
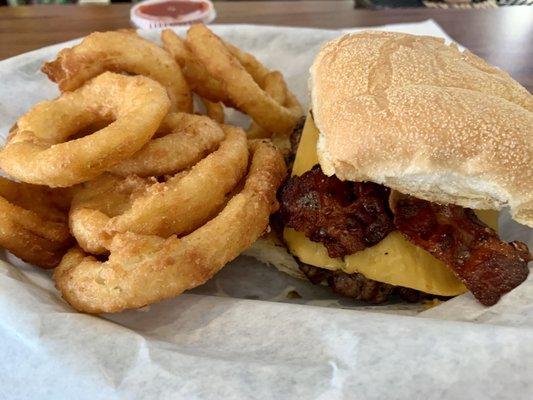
xmin=279 ymin=165 xmax=394 ymax=258
xmin=392 ymin=195 xmax=531 ymax=306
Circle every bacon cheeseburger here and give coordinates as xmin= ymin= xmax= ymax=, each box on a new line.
xmin=247 ymin=31 xmax=532 ymax=305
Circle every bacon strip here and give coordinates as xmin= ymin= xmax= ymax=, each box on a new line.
xmin=279 ymin=165 xmax=394 ymax=258
xmin=392 ymin=194 xmax=531 ymax=306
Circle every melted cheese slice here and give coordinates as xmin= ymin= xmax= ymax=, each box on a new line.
xmin=284 ymin=115 xmax=499 ymax=296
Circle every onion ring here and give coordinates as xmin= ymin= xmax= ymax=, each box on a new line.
xmin=0 ymin=177 xmax=72 ymax=268
xmin=225 ymin=44 xmax=302 ymax=127
xmin=108 ymin=112 xmax=224 ymax=177
xmin=163 ymin=26 xmax=302 ymax=135
xmin=161 ymin=29 xmax=230 ymax=105
xmin=162 ymin=28 xmax=270 ymax=105
xmin=0 ymin=72 xmax=170 ymax=187
xmin=247 ymin=71 xmax=288 ymax=139
xmin=224 ymin=41 xmax=270 ymax=87
xmin=106 ymin=125 xmax=248 ymax=237
xmin=69 ymin=174 xmax=152 ymax=254
xmin=200 ymin=98 xmax=225 ymax=124
xmin=186 ymin=24 xmax=301 ymax=135
xmin=53 ymin=139 xmax=286 ymax=313
xmin=69 ymin=125 xmax=249 ymax=253
xmin=42 ymin=31 xmax=192 ymax=113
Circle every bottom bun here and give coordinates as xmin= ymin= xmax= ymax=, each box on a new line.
xmin=244 ymin=233 xmax=306 ymax=280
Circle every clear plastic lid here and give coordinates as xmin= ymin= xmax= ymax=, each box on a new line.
xmin=130 ymin=0 xmax=216 ymax=30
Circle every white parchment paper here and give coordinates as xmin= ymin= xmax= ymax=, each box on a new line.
xmin=0 ymin=21 xmax=531 ymax=399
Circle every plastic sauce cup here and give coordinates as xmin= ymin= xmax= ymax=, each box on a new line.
xmin=130 ymin=0 xmax=216 ymax=29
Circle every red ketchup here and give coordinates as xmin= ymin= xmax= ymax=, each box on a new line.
xmin=138 ymin=1 xmax=208 ymax=18
xmin=130 ymin=0 xmax=216 ymax=29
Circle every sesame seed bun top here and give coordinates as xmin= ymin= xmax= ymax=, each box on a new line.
xmin=310 ymin=31 xmax=533 ymax=227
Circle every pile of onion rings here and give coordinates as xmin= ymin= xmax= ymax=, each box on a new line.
xmin=0 ymin=25 xmax=289 ymax=313
xmin=55 ymin=140 xmax=285 ymax=313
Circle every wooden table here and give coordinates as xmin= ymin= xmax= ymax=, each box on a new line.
xmin=1 ymin=1 xmax=532 ymax=91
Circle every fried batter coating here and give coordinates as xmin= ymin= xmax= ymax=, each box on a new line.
xmin=0 ymin=73 xmax=170 ymax=187
xmin=108 ymin=112 xmax=224 ymax=177
xmin=70 ymin=126 xmax=249 ymax=254
xmin=42 ymin=31 xmax=192 ymax=113
xmin=0 ymin=177 xmax=72 ymax=268
xmin=186 ymin=24 xmax=301 ymax=135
